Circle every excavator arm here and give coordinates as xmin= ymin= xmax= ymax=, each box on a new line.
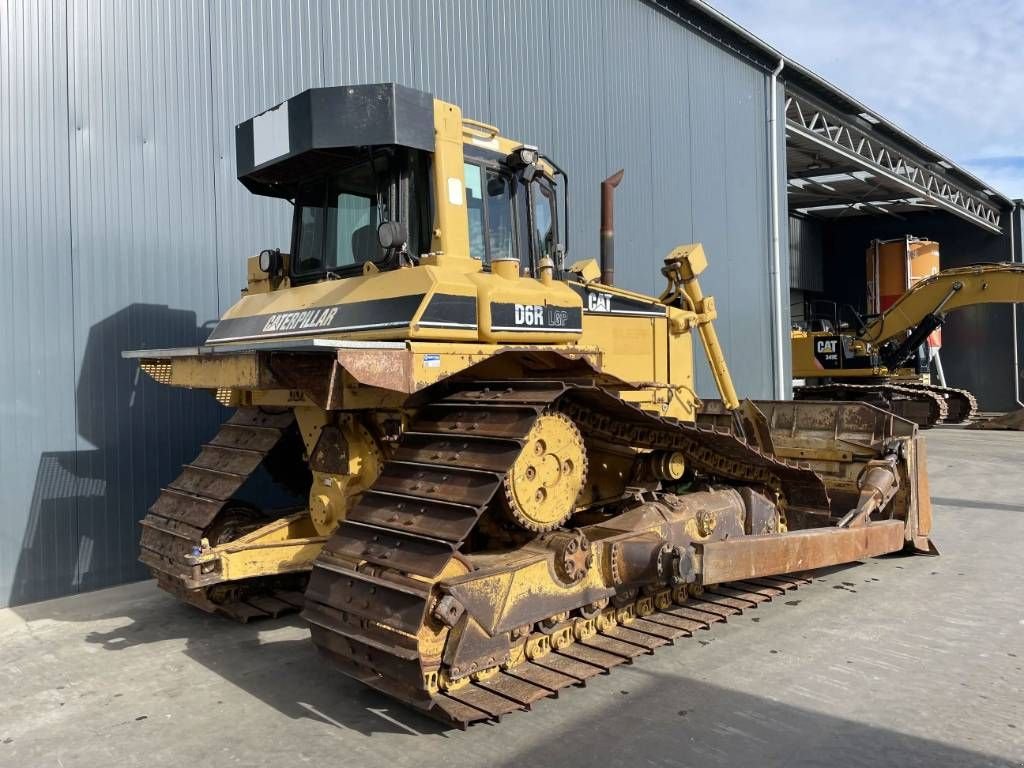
xmin=862 ymin=263 xmax=1024 ymax=351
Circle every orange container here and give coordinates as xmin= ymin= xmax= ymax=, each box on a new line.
xmin=866 ymin=237 xmax=942 ymax=348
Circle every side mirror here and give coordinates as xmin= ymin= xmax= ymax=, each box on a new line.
xmin=257 ymin=248 xmax=282 ymax=275
xmin=487 ymin=176 xmax=508 ymax=197
xmin=377 ymin=221 xmax=408 ymax=250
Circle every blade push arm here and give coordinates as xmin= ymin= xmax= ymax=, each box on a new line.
xmin=863 ymin=263 xmax=1024 ymax=346
xmin=660 ymin=244 xmax=739 ymax=411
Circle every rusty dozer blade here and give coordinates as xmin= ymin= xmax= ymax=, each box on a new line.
xmin=699 ymin=398 xmax=933 ymax=553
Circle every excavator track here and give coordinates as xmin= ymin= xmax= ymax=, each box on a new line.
xmin=304 ymin=381 xmax=831 ymax=727
xmin=139 ymin=408 xmax=309 ymax=621
xmin=898 ymin=382 xmax=978 ymax=424
xmin=794 ymin=382 xmax=946 ymax=428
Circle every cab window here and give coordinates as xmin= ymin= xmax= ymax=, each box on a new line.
xmin=485 ymin=171 xmax=514 ymax=261
xmin=463 ymin=161 xmax=517 ymax=265
xmin=290 ymin=147 xmax=430 ymax=282
xmin=531 ymin=179 xmax=557 ymax=263
xmin=464 ymin=163 xmax=486 ymax=261
xmin=332 ymin=193 xmax=377 ymax=265
xmin=293 ymin=171 xmax=386 ymax=274
xmin=295 ymin=204 xmax=328 ymax=274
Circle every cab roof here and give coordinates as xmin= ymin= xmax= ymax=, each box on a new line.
xmin=235 ymin=83 xmax=435 ymax=199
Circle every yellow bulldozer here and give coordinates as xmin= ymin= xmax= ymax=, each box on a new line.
xmin=792 ymin=262 xmax=1024 ymax=427
xmin=126 ymin=83 xmax=933 ymax=727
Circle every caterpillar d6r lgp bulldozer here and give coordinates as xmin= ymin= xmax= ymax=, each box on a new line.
xmin=792 ymin=262 xmax=1024 ymax=427
xmin=126 ymin=83 xmax=934 ymax=727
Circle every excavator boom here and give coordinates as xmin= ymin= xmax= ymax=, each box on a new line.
xmin=862 ymin=263 xmax=1024 ymax=345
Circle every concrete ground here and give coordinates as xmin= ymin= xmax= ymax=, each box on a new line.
xmin=1 ymin=428 xmax=1021 ymax=768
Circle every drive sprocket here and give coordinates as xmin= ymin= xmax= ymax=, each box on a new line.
xmin=501 ymin=412 xmax=587 ymax=532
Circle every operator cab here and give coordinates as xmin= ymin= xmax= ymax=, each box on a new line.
xmin=805 ymin=299 xmax=869 ymax=336
xmin=236 ymin=83 xmax=567 ymax=286
xmin=289 ymin=148 xmax=562 ymax=284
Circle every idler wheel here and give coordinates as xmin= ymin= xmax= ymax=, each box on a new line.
xmin=206 ymin=503 xmax=265 ymax=551
xmin=648 ymin=450 xmax=686 ymax=481
xmin=502 ymin=413 xmax=587 ymax=532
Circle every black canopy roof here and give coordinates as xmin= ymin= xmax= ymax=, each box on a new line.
xmin=235 ymin=82 xmax=435 ymax=199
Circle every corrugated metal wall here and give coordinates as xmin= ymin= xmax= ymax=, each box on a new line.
xmin=788 ymin=215 xmax=824 ymax=329
xmin=788 ymin=216 xmax=824 ymax=293
xmin=1 ymin=0 xmax=782 ymax=607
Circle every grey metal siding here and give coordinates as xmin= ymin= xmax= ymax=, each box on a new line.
xmin=1 ymin=0 xmax=778 ymax=607
xmin=1 ymin=0 xmax=77 ymax=606
xmin=210 ymin=0 xmax=325 ymax=308
xmin=789 ymin=216 xmax=825 ymax=292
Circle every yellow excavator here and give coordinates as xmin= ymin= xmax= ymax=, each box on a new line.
xmin=792 ymin=263 xmax=1024 ymax=427
xmin=125 ymin=83 xmax=932 ymax=727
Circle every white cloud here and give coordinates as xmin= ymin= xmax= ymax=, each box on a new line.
xmin=709 ymin=0 xmax=1024 ymax=197
xmin=963 ymin=158 xmax=1024 ymax=201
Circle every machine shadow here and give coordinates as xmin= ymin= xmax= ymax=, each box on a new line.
xmin=9 ymin=303 xmax=223 ymax=608
xmin=491 ymin=668 xmax=1021 ymax=768
xmin=68 ymin=580 xmax=1022 ymax=761
xmin=931 ymin=496 xmax=1024 ymax=513
xmin=77 ymin=592 xmax=447 ymax=737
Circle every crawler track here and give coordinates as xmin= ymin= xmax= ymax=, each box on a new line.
xmin=403 ymin=574 xmax=810 ymax=728
xmin=795 ymin=382 xmax=946 ymax=427
xmin=304 ymin=381 xmax=830 ymax=727
xmin=899 ymin=382 xmax=978 ymax=424
xmin=139 ymin=408 xmax=309 ymax=621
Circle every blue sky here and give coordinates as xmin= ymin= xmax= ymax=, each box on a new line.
xmin=709 ymin=0 xmax=1024 ymax=199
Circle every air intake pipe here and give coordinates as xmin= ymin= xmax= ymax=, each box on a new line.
xmin=601 ymin=170 xmax=624 ymax=285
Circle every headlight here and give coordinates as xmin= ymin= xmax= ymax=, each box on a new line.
xmin=258 ymin=249 xmax=281 ymax=274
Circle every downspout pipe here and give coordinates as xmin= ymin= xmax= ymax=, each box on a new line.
xmin=768 ymin=58 xmax=786 ymax=399
xmin=1011 ymin=203 xmax=1022 ymax=407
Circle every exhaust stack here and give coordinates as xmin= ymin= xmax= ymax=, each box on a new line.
xmin=600 ymin=169 xmax=624 ymax=285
